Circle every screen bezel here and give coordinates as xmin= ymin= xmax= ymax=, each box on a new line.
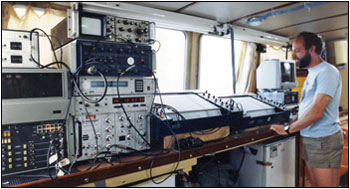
xmin=79 ymin=12 xmax=106 ymax=38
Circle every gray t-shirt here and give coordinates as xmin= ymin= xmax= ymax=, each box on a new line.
xmin=299 ymin=61 xmax=342 ymax=138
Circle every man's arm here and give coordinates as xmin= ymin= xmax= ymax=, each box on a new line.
xmin=270 ymin=94 xmax=332 ymax=135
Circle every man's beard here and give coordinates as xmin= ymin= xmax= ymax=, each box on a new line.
xmin=297 ymin=52 xmax=311 ymax=68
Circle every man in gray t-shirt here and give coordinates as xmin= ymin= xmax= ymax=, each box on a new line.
xmin=270 ymin=32 xmax=343 ymax=187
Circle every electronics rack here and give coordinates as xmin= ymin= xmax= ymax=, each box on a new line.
xmin=51 ymin=11 xmax=155 ymax=49
xmin=66 ymin=76 xmax=155 ymax=162
xmin=57 ymin=39 xmax=154 ymax=76
xmin=52 ymin=10 xmax=158 ymax=162
xmin=2 ymin=69 xmax=70 ymax=176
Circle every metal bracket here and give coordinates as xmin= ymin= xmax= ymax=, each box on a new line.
xmin=67 ymin=9 xmax=78 ymax=39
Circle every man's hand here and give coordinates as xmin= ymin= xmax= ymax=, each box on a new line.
xmin=270 ymin=124 xmax=288 ymax=135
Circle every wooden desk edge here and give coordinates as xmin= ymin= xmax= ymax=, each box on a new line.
xmin=15 ymin=127 xmax=277 ymax=187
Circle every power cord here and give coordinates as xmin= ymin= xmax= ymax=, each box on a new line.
xmin=28 ymin=31 xmax=103 ymax=178
xmin=74 ymin=62 xmax=108 ymax=104
xmin=46 ymin=83 xmax=73 ymax=180
xmin=115 ymin=65 xmax=152 ymax=148
xmin=148 ymin=72 xmax=181 ymax=185
xmin=29 ymin=28 xmax=59 ymax=68
xmin=48 ymin=35 xmax=63 ymax=68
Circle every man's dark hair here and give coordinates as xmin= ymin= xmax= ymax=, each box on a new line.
xmin=297 ymin=32 xmax=323 ymax=55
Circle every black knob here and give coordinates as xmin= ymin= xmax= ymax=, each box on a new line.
xmin=136 ymin=29 xmax=144 ymax=35
xmin=143 ymin=28 xmax=148 ymax=33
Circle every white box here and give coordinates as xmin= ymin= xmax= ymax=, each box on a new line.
xmin=230 ymin=136 xmax=296 ymax=187
xmin=2 ymin=29 xmax=39 ymax=68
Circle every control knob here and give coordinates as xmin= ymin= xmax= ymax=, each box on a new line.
xmin=105 ymin=126 xmax=113 ymax=132
xmin=127 ymin=57 xmax=135 ymax=65
xmin=106 ymin=135 xmax=113 ymax=141
xmin=136 ymin=28 xmax=144 ymax=35
xmin=105 ymin=118 xmax=111 ymax=124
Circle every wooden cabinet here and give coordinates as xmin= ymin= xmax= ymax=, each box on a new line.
xmin=292 ymin=69 xmax=308 ymax=102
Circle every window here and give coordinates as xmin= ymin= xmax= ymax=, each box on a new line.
xmin=199 ymin=35 xmax=243 ymax=96
xmin=153 ymin=28 xmax=186 ymax=92
xmin=260 ymin=45 xmax=291 ymax=62
xmin=13 ymin=5 xmax=45 ymax=18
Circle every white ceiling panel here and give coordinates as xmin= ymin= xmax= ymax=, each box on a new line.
xmin=181 ymin=2 xmax=288 ymax=22
xmin=239 ymin=2 xmax=348 ymax=31
xmin=121 ymin=1 xmax=348 ymax=42
xmin=318 ymin=28 xmax=348 ymax=41
xmin=125 ymin=2 xmax=192 ymax=12
xmin=271 ymin=15 xmax=348 ymax=40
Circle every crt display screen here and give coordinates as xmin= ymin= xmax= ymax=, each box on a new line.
xmin=81 ymin=17 xmax=102 ymax=36
xmin=281 ymin=62 xmax=295 ymax=82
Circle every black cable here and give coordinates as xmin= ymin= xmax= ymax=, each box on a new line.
xmin=34 ymin=32 xmax=108 ymax=103
xmin=115 ymin=66 xmax=152 ymax=148
xmin=26 ymin=30 xmax=103 ymax=177
xmin=74 ymin=62 xmax=108 ymax=104
xmin=148 ymin=72 xmax=181 ymax=185
xmin=81 ymin=144 xmax=172 ymax=172
xmin=41 ymin=61 xmax=71 ymax=72
xmin=153 ymin=102 xmax=220 ymax=137
xmin=46 ymin=76 xmax=74 ymax=180
xmin=72 ymin=65 xmax=158 ymax=172
xmin=83 ymin=152 xmax=111 ymax=172
xmin=237 ymin=148 xmax=245 ymax=174
xmin=80 ymin=96 xmax=100 ymax=169
xmin=49 ymin=35 xmax=63 ymax=68
xmin=40 ymin=60 xmax=102 ymax=173
xmin=29 ymin=28 xmax=59 ymax=68
xmin=46 ymin=132 xmax=60 ymax=180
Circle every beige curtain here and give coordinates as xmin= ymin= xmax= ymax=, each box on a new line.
xmin=236 ymin=42 xmax=258 ymax=94
xmin=3 ymin=3 xmax=67 ymax=66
